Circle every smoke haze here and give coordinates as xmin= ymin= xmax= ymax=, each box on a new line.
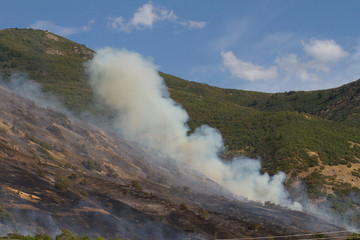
xmin=0 ymin=73 xmax=71 ymax=116
xmin=86 ymin=48 xmax=302 ymax=210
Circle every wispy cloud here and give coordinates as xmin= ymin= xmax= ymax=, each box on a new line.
xmin=352 ymin=41 xmax=360 ymax=60
xmin=221 ymin=51 xmax=278 ymax=81
xmin=209 ymin=19 xmax=250 ymax=52
xmin=275 ymin=53 xmax=321 ymax=82
xmin=30 ymin=20 xmax=95 ymax=36
xmin=220 ymin=38 xmax=358 ymax=92
xmin=108 ymin=2 xmax=206 ymax=32
xmin=179 ymin=20 xmax=207 ymax=30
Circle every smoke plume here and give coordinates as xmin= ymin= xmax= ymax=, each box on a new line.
xmin=86 ymin=47 xmax=302 ymax=210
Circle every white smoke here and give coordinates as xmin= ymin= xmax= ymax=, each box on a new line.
xmin=0 ymin=73 xmax=71 ymax=116
xmin=86 ymin=47 xmax=302 ymax=210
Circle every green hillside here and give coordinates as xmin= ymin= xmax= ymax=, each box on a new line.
xmin=0 ymin=28 xmax=95 ymax=113
xmin=1 ymin=28 xmax=360 ymax=210
xmin=163 ymin=73 xmax=360 ymax=173
xmin=163 ymin=72 xmax=360 ymax=127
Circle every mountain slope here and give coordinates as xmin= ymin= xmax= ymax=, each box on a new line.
xmin=1 ymin=28 xmax=360 ymax=215
xmin=163 ymin=74 xmax=360 ymax=174
xmin=0 ymin=28 xmax=94 ymax=113
xmin=163 ymin=72 xmax=360 ymax=127
xmin=0 ymin=85 xmax=345 ymax=239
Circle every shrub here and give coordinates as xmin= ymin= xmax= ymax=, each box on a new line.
xmin=34 ymin=234 xmax=52 ymax=240
xmin=183 ymin=186 xmax=191 ymax=193
xmin=55 ymin=229 xmax=90 ymax=240
xmin=36 ymin=169 xmax=46 ymax=178
xmin=179 ymin=203 xmax=189 ymax=210
xmin=105 ymin=165 xmax=118 ymax=178
xmin=81 ymin=159 xmax=101 ymax=171
xmin=54 ymin=174 xmax=69 ymax=191
xmin=199 ymin=208 xmax=209 ymax=220
xmin=25 ymin=133 xmax=52 ymax=150
xmin=131 ymin=180 xmax=142 ymax=191
xmin=46 ymin=125 xmax=62 ymax=137
xmin=54 ymin=197 xmax=61 ymax=204
xmin=64 ymin=163 xmax=72 ymax=168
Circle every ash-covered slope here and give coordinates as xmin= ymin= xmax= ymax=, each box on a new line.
xmin=0 ymin=85 xmax=344 ymax=239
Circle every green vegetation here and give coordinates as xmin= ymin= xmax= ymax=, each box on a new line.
xmin=0 ymin=28 xmax=95 ymax=114
xmin=319 ymin=183 xmax=360 ymax=225
xmin=0 ymin=229 xmax=128 ymax=240
xmin=164 ymin=73 xmax=360 ymax=174
xmin=25 ymin=133 xmax=52 ymax=150
xmin=163 ymin=72 xmax=360 ymax=127
xmin=199 ymin=208 xmax=209 ymax=220
xmin=82 ymin=159 xmax=101 ymax=171
xmin=179 ymin=203 xmax=189 ymax=211
xmin=54 ymin=173 xmax=69 ymax=191
xmin=304 ymin=171 xmax=327 ymax=198
xmin=46 ymin=125 xmax=63 ymax=137
xmin=104 ymin=164 xmax=118 ymax=178
xmin=348 ymin=233 xmax=360 ymax=240
xmin=352 ymin=168 xmax=360 ymax=178
xmin=0 ymin=229 xmax=89 ymax=240
xmin=55 ymin=229 xmax=91 ymax=240
xmin=130 ymin=180 xmax=142 ymax=191
xmin=1 ymin=232 xmax=51 ymax=240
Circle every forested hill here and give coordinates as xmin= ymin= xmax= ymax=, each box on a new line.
xmin=1 ymin=29 xmax=360 ymax=215
xmin=163 ymin=72 xmax=360 ymax=127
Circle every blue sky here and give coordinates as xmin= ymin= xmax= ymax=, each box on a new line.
xmin=2 ymin=0 xmax=360 ymax=92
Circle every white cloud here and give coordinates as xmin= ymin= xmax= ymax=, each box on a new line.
xmin=220 ymin=38 xmax=355 ymax=92
xmin=109 ymin=2 xmax=206 ymax=32
xmin=82 ymin=19 xmax=95 ymax=32
xmin=221 ymin=51 xmax=278 ymax=81
xmin=179 ymin=20 xmax=207 ymax=30
xmin=304 ymin=39 xmax=349 ymax=63
xmin=131 ymin=2 xmax=176 ymax=28
xmin=108 ymin=16 xmax=129 ymax=32
xmin=30 ymin=20 xmax=95 ymax=36
xmin=275 ymin=54 xmax=321 ymax=82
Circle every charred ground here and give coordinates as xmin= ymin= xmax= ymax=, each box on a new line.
xmin=0 ymin=86 xmax=345 ymax=239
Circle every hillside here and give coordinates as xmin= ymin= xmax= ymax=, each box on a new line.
xmin=0 ymin=28 xmax=94 ymax=113
xmin=1 ymin=28 xmax=360 ymax=222
xmin=163 ymin=72 xmax=360 ymax=127
xmin=0 ymin=85 xmax=345 ymax=239
xmin=163 ymin=74 xmax=360 ymax=172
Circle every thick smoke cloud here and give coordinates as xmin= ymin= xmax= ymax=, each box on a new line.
xmin=86 ymin=48 xmax=302 ymax=210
